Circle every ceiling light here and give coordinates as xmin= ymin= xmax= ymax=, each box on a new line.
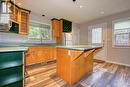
xmin=100 ymin=11 xmax=105 ymax=14
xmin=80 ymin=5 xmax=83 ymax=8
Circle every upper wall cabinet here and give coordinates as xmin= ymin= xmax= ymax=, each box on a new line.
xmin=62 ymin=19 xmax=72 ymax=33
xmin=1 ymin=0 xmax=30 ymax=35
xmin=52 ymin=18 xmax=72 ymax=43
xmin=9 ymin=4 xmax=19 ymax=23
xmin=52 ymin=18 xmax=60 ymax=37
xmin=19 ymin=10 xmax=30 ymax=35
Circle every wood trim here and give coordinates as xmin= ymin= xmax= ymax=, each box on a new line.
xmin=22 ymin=52 xmax=25 ymax=87
xmin=72 ymin=49 xmax=95 ymax=61
xmin=93 ymin=59 xmax=105 ymax=63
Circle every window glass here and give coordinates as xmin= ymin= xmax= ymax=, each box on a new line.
xmin=92 ymin=28 xmax=102 ymax=44
xmin=65 ymin=33 xmax=73 ymax=45
xmin=28 ymin=22 xmax=51 ymax=39
xmin=113 ymin=18 xmax=130 ymax=47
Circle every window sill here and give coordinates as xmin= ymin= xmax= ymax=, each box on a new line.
xmin=112 ymin=45 xmax=130 ymax=48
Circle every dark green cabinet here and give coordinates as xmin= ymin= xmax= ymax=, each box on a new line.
xmin=0 ymin=52 xmax=23 ymax=87
xmin=62 ymin=19 xmax=72 ymax=33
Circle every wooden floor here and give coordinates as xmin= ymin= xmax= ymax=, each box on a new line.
xmin=26 ymin=61 xmax=130 ymax=87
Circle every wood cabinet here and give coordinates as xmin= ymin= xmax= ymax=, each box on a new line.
xmin=9 ymin=5 xmax=19 ymax=22
xmin=0 ymin=51 xmax=26 ymax=87
xmin=19 ymin=10 xmax=30 ymax=34
xmin=26 ymin=46 xmax=56 ymax=65
xmin=52 ymin=18 xmax=60 ymax=37
xmin=8 ymin=1 xmax=30 ymax=35
xmin=57 ymin=48 xmax=94 ymax=85
xmin=52 ymin=18 xmax=63 ymax=43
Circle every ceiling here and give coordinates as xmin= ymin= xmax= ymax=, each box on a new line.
xmin=16 ymin=0 xmax=130 ymax=24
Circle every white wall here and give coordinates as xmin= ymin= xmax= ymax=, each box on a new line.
xmin=80 ymin=10 xmax=130 ymax=66
xmin=30 ymin=13 xmax=51 ymax=24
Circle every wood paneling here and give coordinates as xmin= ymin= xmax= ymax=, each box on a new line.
xmin=56 ymin=48 xmax=95 ymax=85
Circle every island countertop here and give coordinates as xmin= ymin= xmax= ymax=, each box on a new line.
xmin=56 ymin=45 xmax=103 ymax=51
xmin=0 ymin=47 xmax=28 ymax=52
xmin=0 ymin=42 xmax=63 ymax=46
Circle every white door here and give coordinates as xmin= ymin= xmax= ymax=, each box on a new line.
xmin=88 ymin=23 xmax=107 ymax=61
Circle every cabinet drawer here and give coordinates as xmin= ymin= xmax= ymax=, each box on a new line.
xmin=0 ymin=66 xmax=22 ymax=87
xmin=0 ymin=52 xmax=22 ymax=70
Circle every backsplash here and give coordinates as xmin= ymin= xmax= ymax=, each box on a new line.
xmin=0 ymin=32 xmax=28 ymax=43
xmin=0 ymin=32 xmax=56 ymax=43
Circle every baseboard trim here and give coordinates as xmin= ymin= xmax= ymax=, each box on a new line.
xmin=106 ymin=60 xmax=130 ymax=67
xmin=93 ymin=59 xmax=105 ymax=63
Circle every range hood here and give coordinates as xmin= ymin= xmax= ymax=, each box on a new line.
xmin=0 ymin=23 xmax=10 ymax=32
xmin=0 ymin=14 xmax=10 ymax=32
xmin=0 ymin=0 xmax=12 ymax=32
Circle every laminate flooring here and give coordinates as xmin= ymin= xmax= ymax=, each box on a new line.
xmin=26 ymin=61 xmax=130 ymax=87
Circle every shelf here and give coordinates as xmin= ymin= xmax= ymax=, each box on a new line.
xmin=0 ymin=52 xmax=22 ymax=70
xmin=3 ymin=80 xmax=22 ymax=87
xmin=0 ymin=66 xmax=22 ymax=87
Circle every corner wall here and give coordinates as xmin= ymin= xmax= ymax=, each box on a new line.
xmin=79 ymin=10 xmax=130 ymax=66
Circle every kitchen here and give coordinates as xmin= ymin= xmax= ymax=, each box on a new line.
xmin=0 ymin=0 xmax=130 ymax=87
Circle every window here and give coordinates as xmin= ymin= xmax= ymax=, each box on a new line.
xmin=92 ymin=28 xmax=102 ymax=44
xmin=65 ymin=33 xmax=73 ymax=45
xmin=113 ymin=18 xmax=130 ymax=47
xmin=28 ymin=22 xmax=51 ymax=40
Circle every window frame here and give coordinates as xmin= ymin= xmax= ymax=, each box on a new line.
xmin=91 ymin=27 xmax=103 ymax=44
xmin=28 ymin=20 xmax=52 ymax=41
xmin=112 ymin=17 xmax=130 ymax=48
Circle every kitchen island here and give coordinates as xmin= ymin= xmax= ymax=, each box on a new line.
xmin=56 ymin=45 xmax=102 ymax=85
xmin=0 ymin=44 xmax=102 ymax=85
xmin=0 ymin=47 xmax=28 ymax=87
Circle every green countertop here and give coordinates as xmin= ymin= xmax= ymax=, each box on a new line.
xmin=0 ymin=42 xmax=63 ymax=47
xmin=0 ymin=47 xmax=28 ymax=52
xmin=56 ymin=45 xmax=103 ymax=51
xmin=0 ymin=42 xmax=102 ymax=51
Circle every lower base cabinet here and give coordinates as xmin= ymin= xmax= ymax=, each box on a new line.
xmin=57 ymin=48 xmax=94 ymax=85
xmin=26 ymin=46 xmax=56 ymax=65
xmin=0 ymin=51 xmax=25 ymax=87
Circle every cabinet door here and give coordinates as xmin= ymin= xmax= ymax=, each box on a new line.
xmin=9 ymin=5 xmax=19 ymax=22
xmin=26 ymin=46 xmax=56 ymax=65
xmin=45 ymin=46 xmax=56 ymax=61
xmin=26 ymin=47 xmax=38 ymax=65
xmin=52 ymin=19 xmax=60 ymax=37
xmin=38 ymin=46 xmax=51 ymax=62
xmin=26 ymin=51 xmax=35 ymax=65
xmin=56 ymin=19 xmax=63 ymax=43
xmin=19 ymin=10 xmax=29 ymax=35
